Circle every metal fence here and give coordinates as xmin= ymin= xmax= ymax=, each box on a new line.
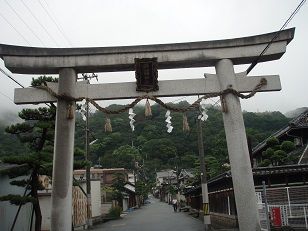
xmin=257 ymin=185 xmax=308 ymax=230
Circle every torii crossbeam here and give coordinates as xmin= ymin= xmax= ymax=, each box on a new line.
xmin=0 ymin=28 xmax=295 ymax=231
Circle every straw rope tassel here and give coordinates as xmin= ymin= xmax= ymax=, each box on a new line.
xmin=182 ymin=114 xmax=190 ymax=132
xmin=66 ymin=103 xmax=74 ymax=119
xmin=104 ymin=117 xmax=112 ymax=132
xmin=145 ymin=99 xmax=152 ymax=117
xmin=220 ymin=96 xmax=228 ymax=113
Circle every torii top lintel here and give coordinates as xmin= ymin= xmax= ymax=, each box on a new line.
xmin=0 ymin=28 xmax=295 ymax=74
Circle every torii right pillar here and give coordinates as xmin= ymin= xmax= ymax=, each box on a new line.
xmin=216 ymin=59 xmax=260 ymax=230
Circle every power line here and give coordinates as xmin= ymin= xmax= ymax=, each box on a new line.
xmin=0 ymin=2 xmax=58 ymax=107
xmin=4 ymin=0 xmax=46 ymax=46
xmin=0 ymin=11 xmax=31 ymax=45
xmin=0 ymin=90 xmax=14 ymax=103
xmin=0 ymin=66 xmax=25 ymax=88
xmin=37 ymin=0 xmax=73 ymax=47
xmin=20 ymin=0 xmax=60 ymax=47
xmin=0 ymin=66 xmax=55 ymax=108
xmin=246 ymin=0 xmax=306 ymax=74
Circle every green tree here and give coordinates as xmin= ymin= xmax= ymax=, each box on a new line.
xmin=111 ymin=145 xmax=141 ymax=170
xmin=281 ymin=141 xmax=295 ymax=153
xmin=0 ymin=104 xmax=56 ymax=231
xmin=135 ymin=180 xmax=150 ymax=205
xmin=142 ymin=138 xmax=177 ymax=164
xmin=111 ymin=173 xmax=126 ymax=206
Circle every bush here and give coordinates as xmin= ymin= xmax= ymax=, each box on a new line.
xmin=281 ymin=141 xmax=295 ymax=153
xmin=265 ymin=148 xmax=275 ymax=158
xmin=266 ymin=137 xmax=279 ymax=146
xmin=108 ymin=206 xmax=122 ymax=219
xmin=273 ymin=150 xmax=287 ymax=164
xmin=259 ymin=159 xmax=271 ymax=167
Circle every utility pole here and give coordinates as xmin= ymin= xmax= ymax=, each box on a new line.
xmin=197 ymin=119 xmax=211 ymax=230
xmin=85 ymin=95 xmax=92 ymax=227
xmin=81 ymin=73 xmax=97 ymax=228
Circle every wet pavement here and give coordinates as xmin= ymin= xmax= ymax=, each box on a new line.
xmin=92 ymin=197 xmax=204 ymax=231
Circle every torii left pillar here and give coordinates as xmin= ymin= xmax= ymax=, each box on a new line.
xmin=51 ymin=68 xmax=76 ymax=230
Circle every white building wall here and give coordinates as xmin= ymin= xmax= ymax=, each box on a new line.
xmin=89 ymin=180 xmax=101 ymax=217
xmin=39 ymin=179 xmax=101 ymax=230
xmin=80 ymin=180 xmax=101 ymax=218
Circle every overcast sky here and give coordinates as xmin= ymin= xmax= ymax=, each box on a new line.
xmin=0 ymin=0 xmax=307 ymax=116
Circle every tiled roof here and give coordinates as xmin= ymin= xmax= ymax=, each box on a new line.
xmin=289 ymin=110 xmax=308 ymax=128
xmin=185 ymin=164 xmax=308 ymax=194
xmin=74 ymin=168 xmax=126 ymax=174
xmin=252 ymin=164 xmax=308 ymax=175
xmin=156 ymin=170 xmax=176 ymax=178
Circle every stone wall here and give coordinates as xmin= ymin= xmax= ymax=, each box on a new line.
xmin=210 ymin=212 xmax=238 ymax=229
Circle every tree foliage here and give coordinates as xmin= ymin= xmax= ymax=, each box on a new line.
xmin=75 ymin=104 xmax=289 ymax=181
xmin=260 ymin=137 xmax=296 ymax=167
xmin=111 ymin=145 xmax=141 ymax=170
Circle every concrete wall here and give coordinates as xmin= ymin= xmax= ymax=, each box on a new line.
xmin=210 ymin=212 xmax=238 ymax=229
xmin=39 ymin=193 xmax=51 ymax=231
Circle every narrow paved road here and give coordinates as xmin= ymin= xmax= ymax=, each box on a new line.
xmin=92 ymin=197 xmax=204 ymax=231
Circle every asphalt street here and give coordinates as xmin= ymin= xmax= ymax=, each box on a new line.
xmin=92 ymin=197 xmax=204 ymax=231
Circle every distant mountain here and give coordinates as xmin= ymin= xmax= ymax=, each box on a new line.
xmin=285 ymin=107 xmax=308 ymax=118
xmin=0 ymin=111 xmax=21 ymax=126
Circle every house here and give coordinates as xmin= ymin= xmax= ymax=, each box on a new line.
xmin=127 ymin=172 xmax=136 ymax=184
xmin=184 ymin=164 xmax=308 ymax=229
xmin=155 ymin=169 xmax=177 ymax=203
xmin=73 ymin=168 xmax=132 ymax=215
xmin=73 ymin=168 xmax=128 ymax=185
xmin=156 ymin=169 xmax=177 ymax=186
xmin=155 ymin=169 xmax=194 ymax=204
xmin=122 ymin=182 xmax=137 ymax=211
xmin=252 ymin=109 xmax=308 ymax=166
xmin=178 ymin=169 xmax=195 ymax=186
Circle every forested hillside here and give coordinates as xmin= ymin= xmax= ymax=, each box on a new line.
xmin=0 ymin=103 xmax=290 ymax=178
xmin=75 ymin=103 xmax=289 ymax=178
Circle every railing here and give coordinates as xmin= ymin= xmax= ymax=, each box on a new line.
xmin=259 ymin=203 xmax=308 ymax=230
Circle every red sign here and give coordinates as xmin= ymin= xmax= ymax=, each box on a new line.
xmin=271 ymin=207 xmax=282 ymax=227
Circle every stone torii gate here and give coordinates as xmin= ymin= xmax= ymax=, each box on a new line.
xmin=0 ymin=28 xmax=294 ymax=231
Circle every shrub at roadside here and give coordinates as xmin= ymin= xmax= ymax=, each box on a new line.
xmin=108 ymin=206 xmax=122 ymax=219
